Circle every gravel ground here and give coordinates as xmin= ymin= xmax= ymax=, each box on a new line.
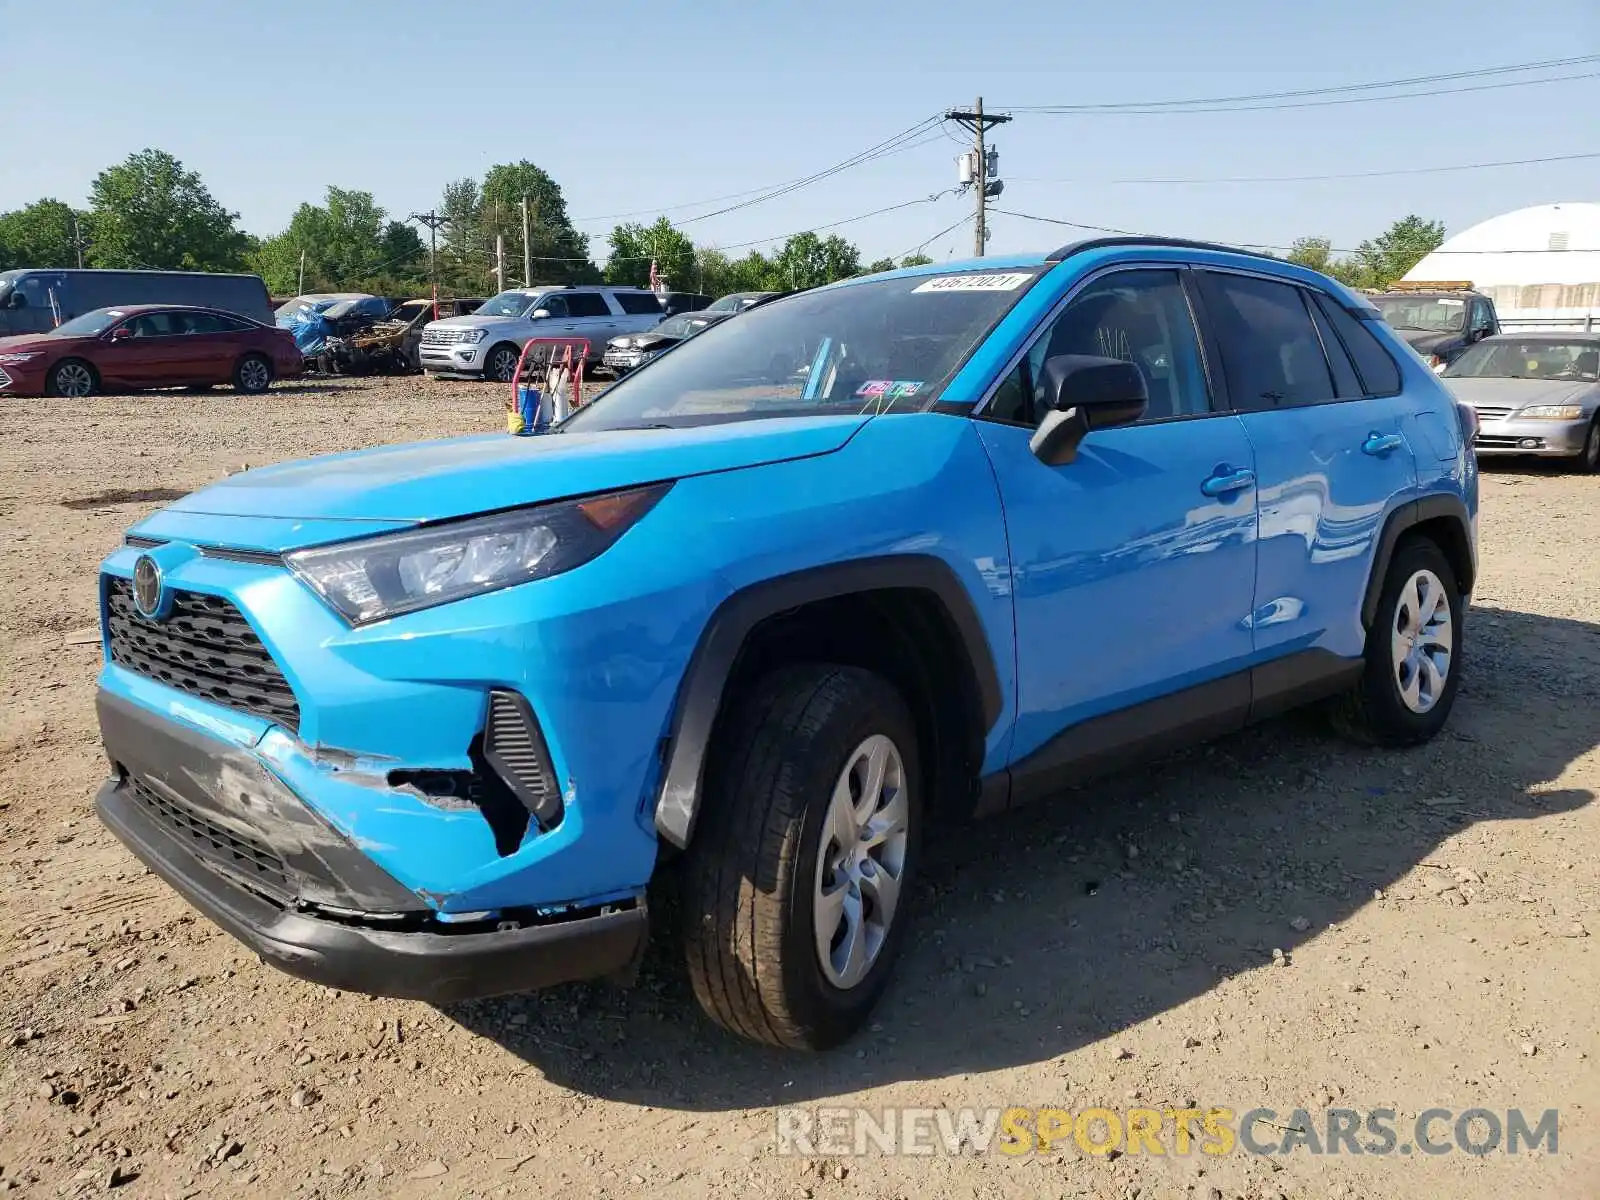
xmin=1 ymin=376 xmax=1596 ymax=1199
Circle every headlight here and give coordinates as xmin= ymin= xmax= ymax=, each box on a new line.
xmin=459 ymin=328 xmax=489 ymax=345
xmin=286 ymin=484 xmax=670 ymax=624
xmin=609 ymin=337 xmax=633 ymax=349
xmin=1518 ymin=404 xmax=1584 ymax=420
xmin=0 ymin=352 xmax=43 ymax=364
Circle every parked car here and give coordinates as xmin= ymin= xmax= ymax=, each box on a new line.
xmin=705 ymin=289 xmax=786 ymax=313
xmin=0 ymin=269 xmax=273 ymax=336
xmin=1367 ymin=283 xmax=1499 ymax=372
xmin=1442 ymin=331 xmax=1600 ymax=470
xmin=602 ymin=310 xmax=732 ymax=375
xmin=660 ymin=291 xmax=713 ymax=317
xmin=418 ymin=285 xmax=665 ymax=381
xmin=0 ymin=304 xmax=302 ymax=398
xmin=92 ymin=240 xmax=1477 ymax=1052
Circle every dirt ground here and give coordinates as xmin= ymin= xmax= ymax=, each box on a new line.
xmin=1 ymin=375 xmax=1596 ymax=1200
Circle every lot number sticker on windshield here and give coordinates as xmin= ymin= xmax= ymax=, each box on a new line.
xmin=912 ymin=273 xmax=1033 ymax=294
xmin=856 ymin=380 xmax=924 ymax=398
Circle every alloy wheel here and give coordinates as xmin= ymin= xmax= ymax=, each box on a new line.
xmin=1391 ymin=568 xmax=1453 ymax=714
xmin=812 ymin=733 xmax=910 ymax=990
xmin=54 ymin=362 xmax=93 ymax=397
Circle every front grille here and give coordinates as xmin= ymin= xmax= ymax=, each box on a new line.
xmin=127 ymin=775 xmax=290 ymax=902
xmin=105 ymin=576 xmax=301 ymax=734
xmin=421 ymin=327 xmax=470 ymax=346
xmin=1473 ymin=405 xmax=1514 ymax=421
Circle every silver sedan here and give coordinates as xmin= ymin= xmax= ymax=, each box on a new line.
xmin=1442 ymin=333 xmax=1600 ymax=472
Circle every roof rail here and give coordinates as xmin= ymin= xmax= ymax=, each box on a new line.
xmin=1044 ymin=235 xmax=1282 ymax=265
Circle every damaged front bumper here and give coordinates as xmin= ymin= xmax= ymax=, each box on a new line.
xmin=95 ymin=689 xmax=647 ymax=1002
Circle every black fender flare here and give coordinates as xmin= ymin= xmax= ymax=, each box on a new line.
xmin=1360 ymin=492 xmax=1475 ymax=629
xmin=652 ymin=555 xmax=1004 ymax=849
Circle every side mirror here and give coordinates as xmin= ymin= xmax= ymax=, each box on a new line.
xmin=531 ymin=308 xmax=551 ymax=320
xmin=109 ymin=325 xmax=134 ymax=342
xmin=1028 ymin=354 xmax=1149 ymax=467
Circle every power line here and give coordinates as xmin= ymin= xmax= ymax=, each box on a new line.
xmin=896 ymin=213 xmax=974 ymax=261
xmin=1010 ymin=149 xmax=1600 ymax=186
xmin=1005 ymin=68 xmax=1600 ymax=116
xmin=569 ymin=117 xmax=943 ymax=226
xmin=710 ymin=190 xmax=961 ymax=252
xmin=1000 ymin=54 xmax=1600 ymax=113
xmin=988 ymin=207 xmax=1600 ymax=256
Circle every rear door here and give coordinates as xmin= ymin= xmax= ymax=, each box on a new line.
xmin=552 ymin=291 xmax=617 ymax=360
xmin=173 ymin=310 xmax=248 ymax=383
xmin=1194 ymin=269 xmax=1417 ymax=685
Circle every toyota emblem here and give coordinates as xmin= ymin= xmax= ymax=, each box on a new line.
xmin=132 ymin=555 xmax=164 ymax=619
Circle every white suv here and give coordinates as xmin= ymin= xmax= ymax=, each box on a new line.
xmin=419 ymin=285 xmax=665 ymax=381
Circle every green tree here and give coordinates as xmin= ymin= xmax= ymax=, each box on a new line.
xmin=1344 ymin=215 xmax=1447 ymax=291
xmin=773 ymin=232 xmax=862 ymax=290
xmin=479 ymin=161 xmax=596 ymax=285
xmin=863 ymin=253 xmax=935 ymax=274
xmin=899 ymin=254 xmax=934 ymax=268
xmin=247 ymin=187 xmax=426 ymax=294
xmin=605 ymin=217 xmax=696 ymax=289
xmin=1285 ymin=237 xmax=1333 ymax=273
xmin=85 ymin=149 xmax=247 ymax=271
xmin=0 ymin=199 xmax=81 ymax=269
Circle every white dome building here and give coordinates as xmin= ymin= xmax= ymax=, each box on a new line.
xmin=1403 ymin=201 xmax=1600 ymax=328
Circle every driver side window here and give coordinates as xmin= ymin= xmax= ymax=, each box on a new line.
xmin=986 ymin=269 xmax=1211 ymax=426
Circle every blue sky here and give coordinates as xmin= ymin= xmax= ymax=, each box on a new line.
xmin=3 ymin=0 xmax=1597 ymax=264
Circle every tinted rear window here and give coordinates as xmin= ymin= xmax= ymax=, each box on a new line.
xmin=1199 ymin=272 xmax=1334 ymax=410
xmin=613 ymin=292 xmax=664 ymax=315
xmin=1313 ymin=293 xmax=1402 ymax=396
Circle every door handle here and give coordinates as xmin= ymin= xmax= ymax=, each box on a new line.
xmin=1201 ymin=467 xmax=1256 ymax=497
xmin=1362 ymin=432 xmax=1404 ymax=456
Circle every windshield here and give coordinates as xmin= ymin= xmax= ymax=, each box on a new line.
xmin=1375 ymin=296 xmax=1467 ymax=334
xmin=475 ymin=290 xmax=544 ymax=318
xmin=52 ymin=308 xmax=126 ymax=337
xmin=652 ymin=314 xmax=711 ymax=339
xmin=1445 ymin=340 xmax=1600 ymax=382
xmin=561 ymin=267 xmax=1044 ymax=432
xmin=0 ymin=269 xmax=18 ymax=304
xmin=706 ymin=292 xmax=764 ymax=313
xmin=275 ymin=295 xmax=337 ymax=319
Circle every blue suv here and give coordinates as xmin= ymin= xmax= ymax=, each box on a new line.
xmin=93 ymin=238 xmax=1478 ymax=1050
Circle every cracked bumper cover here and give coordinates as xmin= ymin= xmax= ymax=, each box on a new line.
xmin=94 ymin=690 xmax=648 ymax=1003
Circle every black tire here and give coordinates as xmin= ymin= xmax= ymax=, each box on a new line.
xmin=47 ymin=358 xmax=97 ymax=398
xmin=233 ymin=353 xmax=274 ymax=394
xmin=1572 ymin=416 xmax=1600 ymax=474
xmin=1331 ymin=536 xmax=1464 ymax=746
xmin=683 ymin=664 xmax=922 ymax=1050
xmin=485 ymin=343 xmax=521 ymax=384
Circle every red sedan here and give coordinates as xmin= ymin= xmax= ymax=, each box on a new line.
xmin=0 ymin=304 xmax=303 ymax=398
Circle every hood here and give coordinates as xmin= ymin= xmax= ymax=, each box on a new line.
xmin=165 ymin=415 xmax=870 ymax=530
xmin=426 ymin=313 xmax=530 ymax=331
xmin=1443 ymin=377 xmax=1596 ymax=410
xmin=1396 ymin=329 xmax=1461 ymax=355
xmin=0 ymin=333 xmax=58 ymax=354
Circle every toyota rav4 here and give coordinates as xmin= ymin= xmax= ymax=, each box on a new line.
xmin=93 ymin=238 xmax=1478 ymax=1050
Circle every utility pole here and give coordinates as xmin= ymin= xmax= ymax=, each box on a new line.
xmin=494 ymin=234 xmax=506 ymax=292
xmin=521 ymin=194 xmax=532 ymax=287
xmin=945 ymin=96 xmax=1011 ymax=256
xmin=409 ymin=210 xmax=450 ymax=311
xmin=70 ymin=217 xmax=89 ymax=269
xmin=297 ymin=249 xmax=305 ymax=295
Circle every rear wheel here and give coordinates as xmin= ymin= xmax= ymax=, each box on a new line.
xmin=682 ymin=665 xmax=921 ymax=1050
xmin=48 ymin=358 xmax=96 ymax=398
xmin=1331 ymin=537 xmax=1463 ymax=746
xmin=485 ymin=343 xmax=520 ymax=383
xmin=234 ymin=354 xmax=274 ymax=394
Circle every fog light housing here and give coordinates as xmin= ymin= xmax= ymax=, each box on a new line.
xmin=1519 ymin=438 xmax=1541 ymax=449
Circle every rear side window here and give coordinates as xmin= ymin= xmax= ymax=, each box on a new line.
xmin=1306 ymin=299 xmax=1363 ymax=399
xmin=562 ymin=293 xmax=611 ymax=318
xmin=1311 ymin=293 xmax=1402 ymax=396
xmin=1198 ymin=272 xmax=1334 ymax=410
xmin=613 ymin=292 xmax=663 ymax=315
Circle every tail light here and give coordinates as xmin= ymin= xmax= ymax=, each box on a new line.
xmin=1455 ymin=401 xmax=1480 ymax=444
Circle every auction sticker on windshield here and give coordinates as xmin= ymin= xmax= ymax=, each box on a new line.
xmin=913 ymin=273 xmax=1033 ymax=294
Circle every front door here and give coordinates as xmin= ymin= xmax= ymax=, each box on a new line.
xmin=974 ymin=266 xmax=1259 ymax=801
xmin=98 ymin=311 xmax=190 ymax=387
xmin=1194 ymin=270 xmax=1418 ymax=678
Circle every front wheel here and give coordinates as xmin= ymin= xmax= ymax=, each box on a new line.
xmin=234 ymin=353 xmax=274 ymax=394
xmin=48 ymin=358 xmax=96 ymax=398
xmin=683 ymin=665 xmax=921 ymax=1050
xmin=1572 ymin=417 xmax=1600 ymax=474
xmin=1331 ymin=537 xmax=1464 ymax=746
xmin=485 ymin=343 xmax=521 ymax=383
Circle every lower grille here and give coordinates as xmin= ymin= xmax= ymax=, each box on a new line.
xmin=484 ymin=690 xmax=562 ymax=828
xmin=127 ymin=776 xmax=290 ymax=902
xmin=1475 ymin=434 xmax=1544 ymax=449
xmin=105 ymin=576 xmax=301 ymax=733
